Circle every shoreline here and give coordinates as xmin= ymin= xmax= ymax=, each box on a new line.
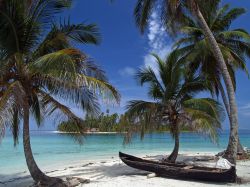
xmin=54 ymin=131 xmax=126 ymax=134
xmin=1 ymin=151 xmax=250 ymax=187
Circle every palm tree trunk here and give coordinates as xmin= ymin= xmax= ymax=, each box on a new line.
xmin=167 ymin=125 xmax=180 ymax=163
xmin=194 ymin=7 xmax=239 ymax=165
xmin=218 ymin=81 xmax=230 ymax=116
xmin=23 ymin=100 xmax=64 ymax=186
xmin=218 ymin=83 xmax=245 ymax=156
xmin=236 ymin=138 xmax=245 ymax=154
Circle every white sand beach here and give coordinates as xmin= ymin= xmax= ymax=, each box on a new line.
xmin=1 ymin=152 xmax=250 ymax=187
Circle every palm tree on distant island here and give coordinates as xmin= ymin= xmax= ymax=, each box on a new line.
xmin=0 ymin=0 xmax=119 ymax=186
xmin=173 ymin=4 xmax=250 ymax=158
xmin=134 ymin=0 xmax=239 ymax=164
xmin=126 ymin=52 xmax=225 ymax=162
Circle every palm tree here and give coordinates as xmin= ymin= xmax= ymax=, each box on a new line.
xmin=134 ymin=0 xmax=239 ymax=164
xmin=126 ymin=52 xmax=224 ymax=163
xmin=173 ymin=4 xmax=250 ymax=158
xmin=0 ymin=0 xmax=120 ymax=186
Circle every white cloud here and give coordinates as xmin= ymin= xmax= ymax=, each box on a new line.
xmin=118 ymin=67 xmax=136 ymax=77
xmin=143 ymin=10 xmax=171 ymax=72
xmin=239 ymin=103 xmax=250 ymax=110
xmin=238 ymin=103 xmax=250 ymax=116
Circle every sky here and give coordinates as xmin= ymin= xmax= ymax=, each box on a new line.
xmin=34 ymin=0 xmax=250 ymax=130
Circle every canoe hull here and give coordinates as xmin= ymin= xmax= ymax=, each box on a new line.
xmin=119 ymin=152 xmax=236 ymax=183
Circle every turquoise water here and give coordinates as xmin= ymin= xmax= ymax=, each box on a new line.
xmin=1 ymin=130 xmax=250 ymax=175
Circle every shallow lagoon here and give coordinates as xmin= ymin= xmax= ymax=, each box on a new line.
xmin=1 ymin=130 xmax=250 ymax=175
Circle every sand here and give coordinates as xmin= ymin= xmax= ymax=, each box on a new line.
xmin=1 ymin=152 xmax=250 ymax=187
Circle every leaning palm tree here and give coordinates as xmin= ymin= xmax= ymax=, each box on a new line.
xmin=173 ymin=4 xmax=250 ymax=158
xmin=134 ymin=0 xmax=239 ymax=164
xmin=126 ymin=52 xmax=225 ymax=163
xmin=0 ymin=0 xmax=120 ymax=186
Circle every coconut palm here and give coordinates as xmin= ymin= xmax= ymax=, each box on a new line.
xmin=0 ymin=0 xmax=120 ymax=185
xmin=126 ymin=52 xmax=224 ymax=162
xmin=134 ymin=0 xmax=239 ymax=164
xmin=173 ymin=4 xmax=250 ymax=157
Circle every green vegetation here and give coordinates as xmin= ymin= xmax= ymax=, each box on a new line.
xmin=174 ymin=3 xmax=250 ymax=159
xmin=125 ymin=52 xmax=225 ymax=162
xmin=58 ymin=111 xmax=121 ymax=132
xmin=0 ymin=0 xmax=250 ymax=185
xmin=0 ymin=0 xmax=119 ymax=185
xmin=57 ymin=109 xmax=199 ymax=134
xmin=134 ymin=0 xmax=241 ymax=165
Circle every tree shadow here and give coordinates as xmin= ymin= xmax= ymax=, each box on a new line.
xmin=0 ymin=172 xmax=33 ymax=187
xmin=2 ymin=158 xmax=250 ymax=186
xmin=55 ymin=162 xmax=231 ymax=186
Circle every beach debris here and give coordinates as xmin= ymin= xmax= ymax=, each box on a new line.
xmin=147 ymin=173 xmax=157 ymax=178
xmin=215 ymin=157 xmax=234 ymax=169
xmin=216 ymin=150 xmax=226 ymax=157
xmin=78 ymin=178 xmax=90 ymax=184
xmin=183 ymin=166 xmax=194 ymax=169
xmin=243 ymin=147 xmax=248 ymax=152
xmin=66 ymin=177 xmax=90 ymax=186
xmin=81 ymin=164 xmax=90 ymax=167
xmin=33 ymin=180 xmax=68 ymax=187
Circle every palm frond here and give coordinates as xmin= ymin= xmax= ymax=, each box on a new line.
xmin=39 ymin=90 xmax=86 ymax=144
xmin=124 ymin=100 xmax=160 ymax=144
xmin=136 ymin=65 xmax=164 ymax=92
xmin=58 ymin=19 xmax=101 ymax=45
xmin=173 ymin=36 xmax=196 ymax=48
xmin=33 ymin=74 xmax=100 ymax=115
xmin=180 ymin=26 xmax=202 ymax=35
xmin=30 ymin=48 xmax=84 ymax=76
xmin=148 ymin=82 xmax=164 ymax=99
xmin=184 ymin=98 xmax=225 ymax=122
xmin=178 ymin=76 xmax=208 ymax=99
xmin=213 ymin=7 xmax=246 ymax=31
xmin=134 ymin=0 xmax=156 ymax=33
xmin=126 ymin=100 xmax=158 ymax=118
xmin=210 ymin=4 xmax=230 ymax=29
xmin=28 ymin=0 xmax=72 ymax=27
xmin=219 ymin=30 xmax=250 ymax=41
xmin=34 ymin=20 xmax=100 ymax=57
xmin=11 ymin=107 xmax=20 ymax=146
xmin=76 ymin=75 xmax=120 ymax=104
xmin=39 ymin=90 xmax=82 ymax=125
xmin=182 ymin=102 xmax=223 ymax=144
xmin=0 ymin=81 xmax=25 ymax=144
xmin=30 ymin=93 xmax=44 ymax=127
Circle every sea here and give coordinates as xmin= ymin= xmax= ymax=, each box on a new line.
xmin=1 ymin=130 xmax=250 ymax=177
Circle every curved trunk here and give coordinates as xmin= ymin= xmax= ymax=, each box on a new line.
xmin=23 ymin=100 xmax=64 ymax=186
xmin=236 ymin=138 xmax=245 ymax=154
xmin=218 ymin=82 xmax=230 ymax=116
xmin=195 ymin=7 xmax=239 ymax=165
xmin=218 ymin=82 xmax=246 ymax=157
xmin=167 ymin=125 xmax=180 ymax=163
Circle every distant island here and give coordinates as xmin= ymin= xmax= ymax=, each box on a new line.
xmin=57 ymin=110 xmax=124 ymax=133
xmin=57 ymin=110 xmax=195 ymax=134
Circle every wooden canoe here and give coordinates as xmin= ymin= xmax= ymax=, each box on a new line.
xmin=119 ymin=152 xmax=236 ymax=183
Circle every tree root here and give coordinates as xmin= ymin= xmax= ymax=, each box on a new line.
xmin=217 ymin=150 xmax=249 ymax=161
